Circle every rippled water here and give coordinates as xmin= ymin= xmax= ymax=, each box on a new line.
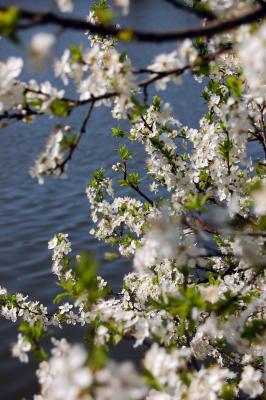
xmin=0 ymin=1 xmax=205 ymax=398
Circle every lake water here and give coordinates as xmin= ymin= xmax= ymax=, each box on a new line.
xmin=0 ymin=1 xmax=205 ymax=398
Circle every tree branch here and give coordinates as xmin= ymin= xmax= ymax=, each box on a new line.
xmin=123 ymin=162 xmax=154 ymax=206
xmin=161 ymin=0 xmax=217 ymax=21
xmin=0 ymin=44 xmax=231 ymax=125
xmin=57 ymin=100 xmax=95 ymax=173
xmin=0 ymin=5 xmax=265 ymax=42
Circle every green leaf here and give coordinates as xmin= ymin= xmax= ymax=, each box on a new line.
xmin=129 ymin=96 xmax=146 ymax=122
xmin=60 ymin=133 xmax=77 ymax=150
xmin=50 ymin=99 xmax=69 ymax=117
xmin=92 ymin=168 xmax=105 ymax=182
xmin=180 ymin=371 xmax=192 ymax=387
xmin=118 ymin=179 xmax=127 ymax=187
xmin=88 ymin=345 xmax=107 ymax=370
xmin=53 ymin=292 xmax=69 ymax=304
xmin=150 ymin=286 xmax=205 ymax=322
xmin=18 ymin=320 xmax=46 ymax=358
xmin=185 ymin=193 xmax=209 ymax=212
xmin=221 ymin=384 xmax=237 ymax=400
xmin=193 ymin=37 xmax=208 ymax=57
xmin=0 ymin=7 xmax=20 ymax=40
xmin=218 ymin=138 xmax=233 ymax=160
xmin=143 ymin=368 xmax=163 ymax=391
xmin=152 ymin=96 xmax=161 ymax=110
xmin=92 ymin=0 xmax=113 ymax=24
xmin=241 ymin=319 xmax=266 ymax=342
xmin=226 ymin=75 xmax=243 ymax=98
xmin=119 ymin=52 xmax=127 ymax=63
xmin=104 ymin=252 xmax=119 ymax=261
xmin=75 ymin=254 xmax=109 ymax=302
xmin=194 ymin=60 xmax=210 ymax=76
xmin=112 ymin=127 xmax=125 ymax=138
xmin=127 ymin=172 xmax=140 ymax=186
xmin=76 ymin=254 xmax=98 ymax=289
xmin=213 ymin=291 xmax=238 ymax=316
xmin=25 ymin=97 xmax=43 ymax=110
xmin=118 ymin=145 xmax=133 ymax=161
xmin=35 ymin=347 xmax=48 ymax=362
xmin=69 ymin=44 xmax=83 ymax=64
xmin=118 ymin=29 xmax=134 ymax=42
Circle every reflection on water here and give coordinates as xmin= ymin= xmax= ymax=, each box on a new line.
xmin=0 ymin=1 xmax=205 ymax=398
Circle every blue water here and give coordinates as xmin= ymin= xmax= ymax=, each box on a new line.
xmin=0 ymin=1 xmax=205 ymax=398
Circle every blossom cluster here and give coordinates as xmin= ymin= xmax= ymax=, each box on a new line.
xmin=1 ymin=0 xmax=266 ymax=399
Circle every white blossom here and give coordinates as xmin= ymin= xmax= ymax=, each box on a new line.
xmin=0 ymin=57 xmax=24 ymax=112
xmin=11 ymin=334 xmax=31 ymax=363
xmin=239 ymin=365 xmax=264 ymax=398
xmin=36 ymin=339 xmax=92 ymax=400
xmin=114 ymin=0 xmax=130 ymax=15
xmin=30 ymin=128 xmax=67 ymax=184
xmin=55 ymin=0 xmax=75 ymax=13
xmin=238 ymin=22 xmax=266 ymax=100
xmin=29 ymin=33 xmax=56 ymax=63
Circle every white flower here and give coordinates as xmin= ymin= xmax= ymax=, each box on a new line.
xmin=0 ymin=57 xmax=24 ymax=112
xmin=134 ymin=215 xmax=180 ymax=272
xmin=95 ymin=325 xmax=110 ymax=346
xmin=78 ymin=45 xmax=136 ymax=118
xmin=55 ymin=0 xmax=75 ymax=13
xmin=150 ymin=182 xmax=159 ymax=193
xmin=143 ymin=343 xmax=189 ymax=387
xmin=146 ymin=391 xmax=174 ymax=400
xmin=59 ymin=302 xmax=73 ymax=314
xmin=1 ymin=305 xmax=17 ymax=322
xmin=188 ymin=366 xmax=235 ymax=400
xmin=133 ymin=212 xmax=203 ymax=273
xmin=147 ymin=41 xmax=197 ymax=91
xmin=239 ymin=365 xmax=264 ymax=398
xmin=200 ymin=285 xmax=221 ymax=304
xmin=11 ymin=334 xmax=31 ymax=363
xmin=238 ymin=22 xmax=266 ymax=100
xmin=133 ymin=318 xmax=149 ymax=347
xmin=48 ymin=237 xmax=58 ymax=250
xmin=36 ymin=340 xmax=92 ymax=399
xmin=252 ymin=183 xmax=266 ymax=216
xmin=54 ymin=49 xmax=72 ymax=85
xmin=47 ymin=233 xmax=72 ymax=279
xmin=95 ymin=360 xmax=147 ymax=400
xmin=0 ymin=286 xmax=7 ymax=296
xmin=30 ymin=33 xmax=56 ymax=60
xmin=114 ymin=0 xmax=130 ymax=15
xmin=30 ymin=128 xmax=66 ymax=184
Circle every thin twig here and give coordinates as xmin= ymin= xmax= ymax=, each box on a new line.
xmin=58 ymin=101 xmax=95 ymax=173
xmin=123 ymin=162 xmax=154 ymax=206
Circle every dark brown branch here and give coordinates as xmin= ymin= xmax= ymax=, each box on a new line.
xmin=0 ymin=108 xmax=41 ymax=121
xmin=139 ymin=65 xmax=191 ymax=88
xmin=57 ymin=101 xmax=95 ymax=173
xmin=123 ymin=162 xmax=154 ymax=206
xmin=24 ymin=88 xmax=118 ymax=107
xmin=161 ymin=0 xmax=217 ymax=21
xmin=0 ymin=5 xmax=265 ymax=42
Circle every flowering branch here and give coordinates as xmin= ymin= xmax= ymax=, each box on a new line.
xmin=2 ymin=1 xmax=266 ymax=399
xmin=0 ymin=4 xmax=266 ymax=42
